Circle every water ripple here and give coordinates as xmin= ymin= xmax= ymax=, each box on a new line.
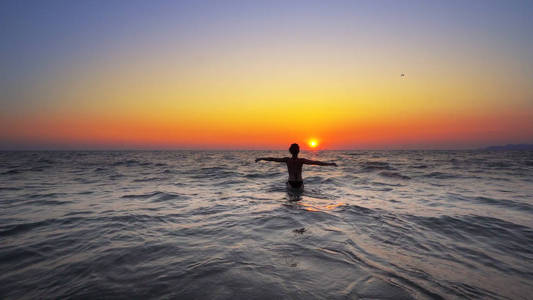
xmin=0 ymin=150 xmax=532 ymax=299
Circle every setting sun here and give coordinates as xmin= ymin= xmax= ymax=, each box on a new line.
xmin=309 ymin=140 xmax=318 ymax=148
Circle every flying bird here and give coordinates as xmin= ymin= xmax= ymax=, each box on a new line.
xmin=400 ymin=73 xmax=405 ymax=77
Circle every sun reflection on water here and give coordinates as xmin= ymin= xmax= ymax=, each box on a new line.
xmin=285 ymin=197 xmax=345 ymax=212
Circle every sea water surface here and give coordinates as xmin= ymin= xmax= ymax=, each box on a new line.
xmin=1 ymin=150 xmax=532 ymax=299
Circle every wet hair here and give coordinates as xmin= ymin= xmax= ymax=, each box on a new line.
xmin=289 ymin=143 xmax=300 ymax=156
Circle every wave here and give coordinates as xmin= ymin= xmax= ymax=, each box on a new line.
xmin=244 ymin=172 xmax=281 ymax=179
xmin=304 ymin=176 xmax=340 ymax=185
xmin=346 ymin=152 xmax=364 ymax=156
xmin=133 ymin=177 xmax=164 ymax=182
xmin=92 ymin=214 xmax=170 ymax=224
xmin=29 ymin=199 xmax=73 ymax=206
xmin=160 ymin=169 xmax=177 ymax=174
xmin=340 ymin=204 xmax=378 ymax=216
xmin=371 ymin=181 xmax=404 ymax=187
xmin=486 ymin=161 xmax=513 ymax=169
xmin=408 ymin=214 xmax=533 ymax=251
xmin=0 ymin=186 xmax=22 ymax=191
xmin=189 ymin=167 xmax=240 ymax=179
xmin=112 ymin=159 xmax=152 ymax=167
xmin=218 ymin=179 xmax=247 ymax=185
xmin=447 ymin=193 xmax=533 ymax=212
xmin=379 ymin=171 xmax=411 ymax=180
xmin=0 ymin=217 xmax=85 ymax=237
xmin=36 ymin=159 xmax=55 ymax=164
xmin=27 ymin=192 xmax=68 ymax=199
xmin=108 ymin=174 xmax=125 ymax=180
xmin=2 ymin=166 xmax=50 ymax=175
xmin=1 ymin=169 xmax=23 ymax=175
xmin=410 ymin=164 xmax=428 ymax=169
xmin=121 ymin=191 xmax=187 ymax=202
xmin=426 ymin=171 xmax=457 ymax=179
xmin=361 ymin=161 xmax=395 ymax=172
xmin=0 ymin=220 xmax=51 ymax=236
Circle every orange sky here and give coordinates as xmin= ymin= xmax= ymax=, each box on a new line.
xmin=2 ymin=106 xmax=531 ymax=149
xmin=1 ymin=1 xmax=532 ymax=149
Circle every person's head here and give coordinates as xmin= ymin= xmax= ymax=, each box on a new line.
xmin=289 ymin=143 xmax=300 ymax=157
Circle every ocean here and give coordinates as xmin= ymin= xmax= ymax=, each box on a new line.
xmin=1 ymin=150 xmax=532 ymax=299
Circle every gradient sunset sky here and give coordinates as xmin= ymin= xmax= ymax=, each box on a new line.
xmin=1 ymin=0 xmax=532 ymax=150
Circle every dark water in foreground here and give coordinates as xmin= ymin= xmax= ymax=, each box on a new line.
xmin=1 ymin=150 xmax=533 ymax=299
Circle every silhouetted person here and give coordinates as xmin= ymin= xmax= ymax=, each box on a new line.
xmin=255 ymin=143 xmax=337 ymax=190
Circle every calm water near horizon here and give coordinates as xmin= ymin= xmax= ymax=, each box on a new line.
xmin=1 ymin=150 xmax=532 ymax=299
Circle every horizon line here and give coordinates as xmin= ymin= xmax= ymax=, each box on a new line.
xmin=1 ymin=147 xmax=531 ymax=152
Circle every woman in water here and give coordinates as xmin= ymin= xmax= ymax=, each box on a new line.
xmin=255 ymin=143 xmax=337 ymax=190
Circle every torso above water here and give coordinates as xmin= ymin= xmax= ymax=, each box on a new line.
xmin=286 ymin=157 xmax=304 ymax=181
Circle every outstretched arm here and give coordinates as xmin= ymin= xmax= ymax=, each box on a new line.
xmin=302 ymin=159 xmax=337 ymax=167
xmin=255 ymin=157 xmax=288 ymax=163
